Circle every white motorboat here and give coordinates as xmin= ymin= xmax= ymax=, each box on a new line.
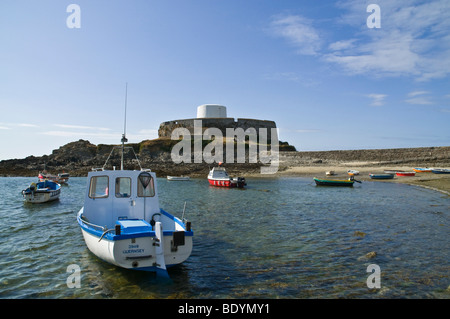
xmin=208 ymin=164 xmax=246 ymax=188
xmin=77 ymin=169 xmax=193 ymax=276
xmin=77 ymin=86 xmax=193 ymax=277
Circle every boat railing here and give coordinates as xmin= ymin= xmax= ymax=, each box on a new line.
xmin=79 ymin=215 xmax=107 ymax=232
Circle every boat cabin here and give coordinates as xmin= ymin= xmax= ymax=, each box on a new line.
xmin=208 ymin=167 xmax=230 ymax=180
xmin=83 ymin=169 xmax=160 ymax=229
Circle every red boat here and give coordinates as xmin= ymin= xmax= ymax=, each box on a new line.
xmin=38 ymin=171 xmax=70 ymax=184
xmin=396 ymin=171 xmax=415 ymax=176
xmin=208 ymin=165 xmax=246 ymax=188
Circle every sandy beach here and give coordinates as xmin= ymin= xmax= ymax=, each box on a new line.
xmin=273 ymin=165 xmax=450 ymax=195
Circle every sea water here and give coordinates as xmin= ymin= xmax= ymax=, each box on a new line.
xmin=0 ymin=176 xmax=448 ymax=298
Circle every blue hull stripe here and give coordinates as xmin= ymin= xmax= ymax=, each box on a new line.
xmin=77 ymin=210 xmax=193 ymax=241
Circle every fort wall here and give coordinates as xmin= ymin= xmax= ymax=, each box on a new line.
xmin=158 ymin=118 xmax=277 ymax=139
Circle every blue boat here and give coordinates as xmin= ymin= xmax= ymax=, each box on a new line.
xmin=431 ymin=168 xmax=450 ymax=174
xmin=22 ymin=180 xmax=61 ymax=203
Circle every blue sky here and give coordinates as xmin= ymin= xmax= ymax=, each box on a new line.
xmin=1 ymin=0 xmax=449 ymax=160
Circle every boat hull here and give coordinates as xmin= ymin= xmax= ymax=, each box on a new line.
xmin=431 ymin=169 xmax=450 ymax=174
xmin=208 ymin=178 xmax=245 ymax=188
xmin=167 ymin=176 xmax=190 ymax=181
xmin=313 ymin=177 xmax=354 ymax=187
xmin=369 ymin=173 xmax=394 ymax=179
xmin=413 ymin=168 xmax=432 ymax=173
xmin=23 ymin=190 xmax=60 ymax=203
xmin=396 ymin=172 xmax=415 ymax=176
xmin=77 ymin=209 xmax=193 ymax=271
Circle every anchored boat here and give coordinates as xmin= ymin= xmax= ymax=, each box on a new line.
xmin=77 ymin=85 xmax=193 ymax=276
xmin=22 ymin=180 xmax=61 ymax=203
xmin=369 ymin=173 xmax=394 ymax=179
xmin=167 ymin=176 xmax=191 ymax=181
xmin=413 ymin=168 xmax=432 ymax=173
xmin=38 ymin=171 xmax=70 ymax=184
xmin=77 ymin=169 xmax=193 ymax=275
xmin=347 ymin=169 xmax=360 ymax=176
xmin=396 ymin=171 xmax=415 ymax=176
xmin=313 ymin=177 xmax=356 ymax=187
xmin=431 ymin=168 xmax=450 ymax=174
xmin=208 ymin=165 xmax=246 ymax=188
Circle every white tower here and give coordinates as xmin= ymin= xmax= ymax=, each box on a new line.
xmin=197 ymin=104 xmax=227 ymax=118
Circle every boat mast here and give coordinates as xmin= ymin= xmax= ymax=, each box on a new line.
xmin=121 ymin=83 xmax=128 ymax=170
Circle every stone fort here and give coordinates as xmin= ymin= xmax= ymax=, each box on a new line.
xmin=158 ymin=104 xmax=277 ymax=141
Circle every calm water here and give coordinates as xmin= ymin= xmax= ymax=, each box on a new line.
xmin=0 ymin=176 xmax=448 ymax=299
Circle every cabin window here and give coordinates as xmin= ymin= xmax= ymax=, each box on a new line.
xmin=89 ymin=176 xmax=109 ymax=198
xmin=137 ymin=172 xmax=155 ymax=197
xmin=115 ymin=177 xmax=131 ymax=198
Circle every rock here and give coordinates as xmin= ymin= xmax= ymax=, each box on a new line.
xmin=357 ymin=251 xmax=377 ymax=261
xmin=353 ymin=231 xmax=367 ymax=238
xmin=366 ymin=251 xmax=377 ymax=259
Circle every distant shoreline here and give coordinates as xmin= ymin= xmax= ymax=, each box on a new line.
xmin=1 ymin=139 xmax=448 ymax=195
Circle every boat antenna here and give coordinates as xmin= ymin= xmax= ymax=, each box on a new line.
xmin=121 ymin=82 xmax=128 ymax=170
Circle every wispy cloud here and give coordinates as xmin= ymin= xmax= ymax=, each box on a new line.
xmin=269 ymin=14 xmax=321 ymax=56
xmin=367 ymin=94 xmax=387 ymax=106
xmin=405 ymin=91 xmax=433 ymax=105
xmin=407 ymin=91 xmax=430 ymax=97
xmin=18 ymin=123 xmax=39 ymax=128
xmin=330 ymin=0 xmax=450 ymax=81
xmin=53 ymin=124 xmax=111 ymax=131
xmin=39 ymin=124 xmax=115 ymax=139
xmin=41 ymin=130 xmax=118 ymax=139
xmin=328 ymin=39 xmax=357 ymax=51
xmin=0 ymin=123 xmax=39 ymax=129
xmin=270 ymin=0 xmax=450 ymax=81
xmin=40 ymin=127 xmax=157 ymax=141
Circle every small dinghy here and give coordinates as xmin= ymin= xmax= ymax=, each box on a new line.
xmin=22 ymin=180 xmax=61 ymax=203
xmin=39 ymin=171 xmax=70 ymax=184
xmin=313 ymin=177 xmax=357 ymax=187
xmin=413 ymin=168 xmax=432 ymax=173
xmin=167 ymin=176 xmax=191 ymax=181
xmin=431 ymin=168 xmax=450 ymax=174
xmin=396 ymin=171 xmax=415 ymax=176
